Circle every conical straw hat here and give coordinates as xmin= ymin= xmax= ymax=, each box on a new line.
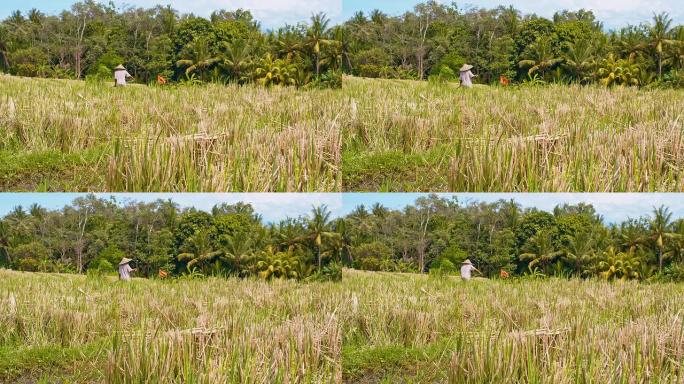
xmin=119 ymin=258 xmax=132 ymax=266
xmin=114 ymin=64 xmax=126 ymax=71
xmin=460 ymin=64 xmax=473 ymax=72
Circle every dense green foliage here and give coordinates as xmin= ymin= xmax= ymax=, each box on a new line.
xmin=344 ymin=2 xmax=684 ymax=87
xmin=342 ymin=195 xmax=684 ymax=281
xmin=0 ymin=196 xmax=343 ymax=280
xmin=0 ymin=1 xmax=342 ymax=88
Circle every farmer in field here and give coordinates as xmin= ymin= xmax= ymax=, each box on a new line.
xmin=459 ymin=64 xmax=477 ymax=88
xmin=460 ymin=259 xmax=480 ymax=280
xmin=118 ymin=258 xmax=136 ymax=281
xmin=113 ymin=64 xmax=133 ymax=87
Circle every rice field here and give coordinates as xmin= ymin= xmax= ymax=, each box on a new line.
xmin=343 ymin=269 xmax=684 ymax=383
xmin=342 ymin=76 xmax=684 ymax=192
xmin=4 ymin=268 xmax=684 ymax=383
xmin=3 ymin=75 xmax=683 ymax=192
xmin=0 ymin=75 xmax=342 ymax=192
xmin=0 ymin=269 xmax=344 ymax=383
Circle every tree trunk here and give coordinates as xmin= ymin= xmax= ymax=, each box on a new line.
xmin=659 ymin=247 xmax=663 ymax=273
xmin=317 ymin=246 xmax=322 ymax=271
xmin=659 ymin=54 xmax=663 ymax=80
xmin=316 ymin=54 xmax=321 ymax=77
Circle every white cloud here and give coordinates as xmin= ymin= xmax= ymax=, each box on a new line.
xmin=113 ymin=0 xmax=342 ymax=28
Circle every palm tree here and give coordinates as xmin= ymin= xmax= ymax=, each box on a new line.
xmin=221 ymin=40 xmax=252 ymax=84
xmin=330 ymin=25 xmax=352 ymax=72
xmin=334 ymin=218 xmax=353 ymax=265
xmin=562 ymin=232 xmax=596 ymax=277
xmin=666 ymin=220 xmax=684 ymax=264
xmin=221 ymin=231 xmax=255 ymax=277
xmin=176 ymin=38 xmax=221 ymax=81
xmin=256 ymin=246 xmax=310 ymax=280
xmin=253 ymin=53 xmax=297 ymax=87
xmin=305 ymin=205 xmax=340 ymax=271
xmin=667 ymin=26 xmax=684 ymax=70
xmin=276 ymin=27 xmax=304 ymax=61
xmin=597 ymin=246 xmax=642 ymax=281
xmin=644 ymin=13 xmax=678 ymax=79
xmin=306 ymin=13 xmax=334 ymax=77
xmin=620 ymin=221 xmax=647 ymax=252
xmin=597 ymin=54 xmax=641 ymax=87
xmin=563 ymin=39 xmax=595 ymax=84
xmin=518 ymin=37 xmax=563 ymax=79
xmin=519 ymin=230 xmax=564 ymax=274
xmin=647 ymin=206 xmax=680 ymax=272
xmin=177 ymin=229 xmax=223 ymax=274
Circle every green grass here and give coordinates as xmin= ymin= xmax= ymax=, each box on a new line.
xmin=342 ymin=269 xmax=684 ymax=383
xmin=342 ymin=76 xmax=684 ymax=192
xmin=342 ymin=148 xmax=450 ymax=192
xmin=0 ymin=148 xmax=105 ymax=191
xmin=0 ymin=340 xmax=106 ymax=382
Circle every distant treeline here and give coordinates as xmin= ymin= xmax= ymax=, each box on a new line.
xmin=3 ymin=195 xmax=684 ymax=282
xmin=0 ymin=196 xmax=343 ymax=281
xmin=0 ymin=1 xmax=343 ymax=88
xmin=343 ymin=1 xmax=684 ymax=87
xmin=343 ymin=195 xmax=684 ymax=281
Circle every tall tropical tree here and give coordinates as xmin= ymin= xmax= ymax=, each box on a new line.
xmin=667 ymin=26 xmax=684 ymax=70
xmin=562 ymin=231 xmax=596 ymax=276
xmin=647 ymin=206 xmax=680 ymax=272
xmin=176 ymin=38 xmax=221 ymax=81
xmin=563 ymin=39 xmax=595 ymax=83
xmin=305 ymin=205 xmax=340 ymax=271
xmin=221 ymin=40 xmax=252 ymax=83
xmin=518 ymin=37 xmax=563 ymax=79
xmin=306 ymin=13 xmax=334 ymax=76
xmin=519 ymin=229 xmax=564 ymax=274
xmin=643 ymin=13 xmax=678 ymax=79
xmin=221 ymin=231 xmax=255 ymax=277
xmin=276 ymin=26 xmax=304 ymax=61
xmin=177 ymin=229 xmax=222 ymax=274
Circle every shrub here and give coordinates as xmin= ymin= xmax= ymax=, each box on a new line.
xmin=353 ymin=242 xmax=394 ymax=271
xmin=12 ymin=242 xmax=51 ymax=272
xmin=660 ymin=263 xmax=684 ymax=282
xmin=431 ymin=52 xmax=467 ymax=74
xmin=428 ymin=65 xmax=456 ymax=83
xmin=88 ymin=259 xmax=115 ymax=276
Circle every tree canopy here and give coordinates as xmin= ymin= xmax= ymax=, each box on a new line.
xmin=0 ymin=196 xmax=342 ymax=281
xmin=340 ymin=195 xmax=684 ymax=281
xmin=0 ymin=2 xmax=343 ymax=88
xmin=343 ymin=2 xmax=684 ymax=88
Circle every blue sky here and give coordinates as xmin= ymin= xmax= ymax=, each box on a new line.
xmin=2 ymin=193 xmax=684 ymax=224
xmin=0 ymin=0 xmax=343 ymax=29
xmin=342 ymin=0 xmax=684 ymax=30
xmin=3 ymin=0 xmax=680 ymax=29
